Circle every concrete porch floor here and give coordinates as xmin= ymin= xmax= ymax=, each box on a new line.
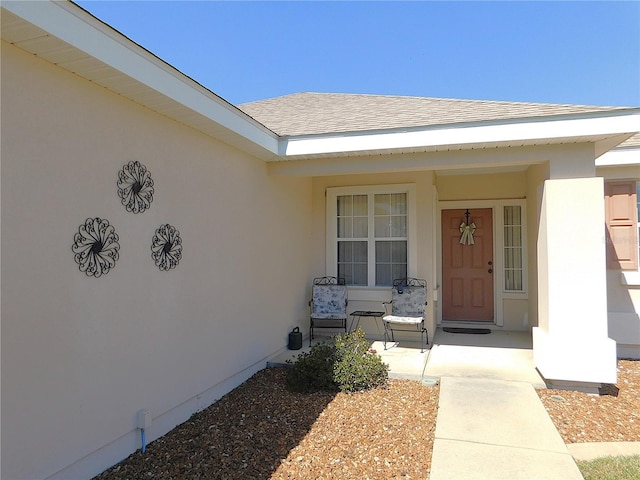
xmin=268 ymin=327 xmax=546 ymax=387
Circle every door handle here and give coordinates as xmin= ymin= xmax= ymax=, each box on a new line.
xmin=488 ymin=261 xmax=493 ymax=265
xmin=488 ymin=268 xmax=493 ymax=274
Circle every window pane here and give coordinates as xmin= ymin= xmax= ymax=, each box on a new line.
xmin=376 ymin=264 xmax=391 ymax=286
xmin=504 ymin=248 xmax=522 ymax=269
xmin=374 ymin=194 xmax=390 ymax=215
xmin=390 ymin=193 xmax=407 ymax=214
xmin=338 ymin=241 xmax=351 ymax=262
xmin=391 ymin=241 xmax=407 ymax=262
xmin=353 ymin=217 xmax=367 ymax=238
xmin=337 ymin=195 xmax=352 ymax=216
xmin=376 ymin=241 xmax=391 ymax=262
xmin=391 ymin=216 xmax=407 ymax=237
xmin=337 ymin=263 xmax=348 ymax=283
xmin=376 ymin=240 xmax=407 ymax=287
xmin=353 ymin=195 xmax=368 ymax=216
xmin=375 ymin=216 xmax=390 ymax=237
xmin=505 ymin=270 xmax=523 ymax=291
xmin=504 ymin=226 xmax=512 ymax=246
xmin=338 ymin=218 xmax=352 ymax=238
xmin=353 ymin=264 xmax=368 ymax=285
xmin=504 ymin=205 xmax=521 ymax=225
xmin=392 ymin=264 xmax=408 ymax=282
xmin=504 ymin=226 xmax=522 ymax=247
xmin=338 ymin=195 xmax=367 ymax=239
xmin=512 ymin=248 xmax=522 ymax=268
xmin=353 ymin=241 xmax=368 ymax=262
xmin=375 ymin=193 xmax=407 ymax=239
xmin=338 ymin=241 xmax=367 ymax=286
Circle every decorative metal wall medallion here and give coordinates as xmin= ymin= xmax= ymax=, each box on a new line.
xmin=151 ymin=224 xmax=182 ymax=271
xmin=72 ymin=218 xmax=120 ymax=277
xmin=117 ymin=161 xmax=154 ymax=213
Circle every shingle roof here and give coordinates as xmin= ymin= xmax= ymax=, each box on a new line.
xmin=238 ymin=92 xmax=639 ymax=147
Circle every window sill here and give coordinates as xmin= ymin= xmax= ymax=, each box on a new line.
xmin=621 ymin=271 xmax=640 ymax=287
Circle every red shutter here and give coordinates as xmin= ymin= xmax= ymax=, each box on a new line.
xmin=605 ymin=181 xmax=638 ymax=270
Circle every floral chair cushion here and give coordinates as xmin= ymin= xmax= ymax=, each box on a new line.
xmin=387 ymin=286 xmax=426 ymax=320
xmin=311 ymin=284 xmax=348 ymax=320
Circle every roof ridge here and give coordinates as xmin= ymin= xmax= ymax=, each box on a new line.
xmin=239 ymin=91 xmax=628 ymax=110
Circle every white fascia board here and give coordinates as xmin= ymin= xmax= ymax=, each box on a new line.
xmin=282 ymin=110 xmax=640 ymax=158
xmin=3 ymin=1 xmax=279 ymax=155
xmin=596 ymin=147 xmax=640 ymax=167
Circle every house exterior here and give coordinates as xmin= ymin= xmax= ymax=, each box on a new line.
xmin=1 ymin=1 xmax=638 ymax=479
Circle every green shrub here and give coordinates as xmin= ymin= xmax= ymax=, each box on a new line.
xmin=333 ymin=327 xmax=389 ymax=392
xmin=285 ymin=342 xmax=338 ymax=393
xmin=286 ymin=328 xmax=389 ymax=393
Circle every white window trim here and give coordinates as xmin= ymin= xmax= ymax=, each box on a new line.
xmin=326 ymin=184 xmax=417 ymax=300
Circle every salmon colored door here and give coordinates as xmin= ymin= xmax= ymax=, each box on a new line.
xmin=442 ymin=208 xmax=494 ymax=322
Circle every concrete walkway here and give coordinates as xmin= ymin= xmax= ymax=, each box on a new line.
xmin=430 ymin=377 xmax=583 ymax=479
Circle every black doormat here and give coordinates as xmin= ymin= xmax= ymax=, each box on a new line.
xmin=443 ymin=327 xmax=492 ymax=334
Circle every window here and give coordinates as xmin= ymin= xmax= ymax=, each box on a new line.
xmin=604 ymin=180 xmax=639 ymax=270
xmin=328 ymin=185 xmax=416 ymax=287
xmin=503 ymin=206 xmax=523 ymax=291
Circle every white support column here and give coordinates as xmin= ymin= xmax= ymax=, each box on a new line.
xmin=533 ymin=177 xmax=617 ymax=385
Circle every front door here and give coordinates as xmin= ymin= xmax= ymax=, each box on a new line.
xmin=442 ymin=208 xmax=494 ymax=322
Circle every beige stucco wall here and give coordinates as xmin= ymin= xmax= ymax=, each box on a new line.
xmin=436 ymin=171 xmax=527 ymax=201
xmin=1 ymin=42 xmax=312 ymax=479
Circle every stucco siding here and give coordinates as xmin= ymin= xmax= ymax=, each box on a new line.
xmin=1 ymin=42 xmax=312 ymax=479
xmin=436 ymin=171 xmax=526 ymax=201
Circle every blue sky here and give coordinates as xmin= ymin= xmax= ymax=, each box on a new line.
xmin=76 ymin=1 xmax=640 ymax=107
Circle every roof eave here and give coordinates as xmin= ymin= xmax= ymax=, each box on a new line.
xmin=277 ymin=110 xmax=640 ymax=160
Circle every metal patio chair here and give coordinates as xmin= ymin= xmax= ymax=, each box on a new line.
xmin=309 ymin=276 xmax=348 ymax=346
xmin=383 ymin=278 xmax=428 ymax=352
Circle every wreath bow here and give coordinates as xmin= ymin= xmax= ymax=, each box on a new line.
xmin=459 ymin=222 xmax=476 ymax=245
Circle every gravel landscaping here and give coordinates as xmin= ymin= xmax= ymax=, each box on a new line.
xmin=95 ymin=359 xmax=639 ymax=480
xmin=95 ymin=368 xmax=439 ymax=479
xmin=538 ymin=359 xmax=640 ymax=444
